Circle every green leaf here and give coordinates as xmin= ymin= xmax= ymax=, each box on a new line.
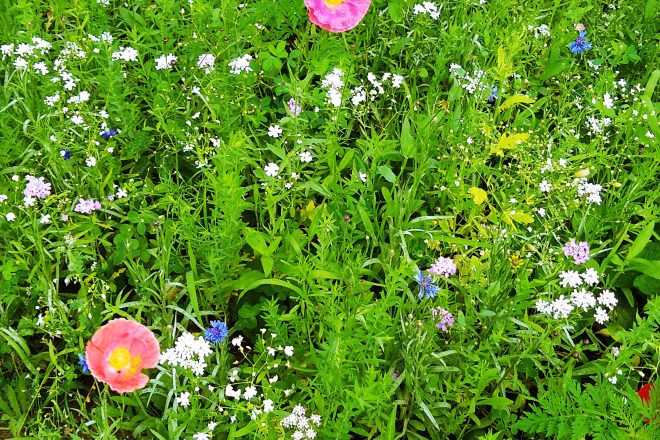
xmin=628 ymin=258 xmax=660 ymax=279
xmin=499 ymin=95 xmax=535 ymax=111
xmin=185 ymin=271 xmax=202 ymax=322
xmin=477 ymin=396 xmax=513 ymax=410
xmin=243 ymin=228 xmax=270 ymax=256
xmin=626 ymin=221 xmax=654 ymax=260
xmin=378 ymin=165 xmax=396 ymax=183
xmin=261 ymin=256 xmax=274 ymax=277
xmin=418 ymin=400 xmax=440 ymax=430
xmin=388 ymin=0 xmax=403 ymax=22
xmin=633 ymin=274 xmax=660 ymax=295
xmin=400 ymin=117 xmax=414 ymax=159
xmin=468 ymin=187 xmax=488 ymax=205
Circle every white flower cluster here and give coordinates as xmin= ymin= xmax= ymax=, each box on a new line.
xmin=228 ymin=54 xmax=253 ymax=75
xmin=350 ymin=72 xmax=404 ymax=106
xmin=1 ymin=37 xmax=53 ymax=74
xmin=281 ymin=404 xmax=322 ymax=440
xmin=412 ymin=2 xmax=440 ymax=20
xmin=321 ymin=68 xmax=344 ymax=107
xmin=574 ymin=178 xmax=603 ymax=205
xmin=585 ymin=115 xmax=612 ymax=136
xmin=111 ymin=46 xmax=139 ymax=62
xmin=197 ymin=53 xmax=215 ymax=73
xmin=160 ymin=332 xmax=213 ymax=375
xmin=449 ymin=64 xmax=489 ymax=96
xmin=155 ymin=53 xmax=177 ymax=70
xmin=536 ymin=266 xmax=617 ymax=324
xmin=528 ymin=24 xmax=551 ymax=38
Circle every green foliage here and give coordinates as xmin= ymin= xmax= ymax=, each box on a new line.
xmin=0 ymin=0 xmax=658 ymax=438
xmin=514 ymin=377 xmax=657 ymax=440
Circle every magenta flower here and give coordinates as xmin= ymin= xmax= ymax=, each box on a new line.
xmin=304 ymin=0 xmax=371 ymax=33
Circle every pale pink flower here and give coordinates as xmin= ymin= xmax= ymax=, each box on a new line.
xmin=85 ymin=319 xmax=160 ymax=393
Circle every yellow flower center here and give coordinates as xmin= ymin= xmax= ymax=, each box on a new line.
xmin=108 ymin=347 xmax=141 ymax=375
xmin=324 ymin=0 xmax=345 ymax=6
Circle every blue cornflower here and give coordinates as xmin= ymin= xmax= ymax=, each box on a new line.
xmin=78 ymin=353 xmax=89 ymax=374
xmin=568 ymin=31 xmax=592 ymax=54
xmin=205 ymin=320 xmax=229 ymax=345
xmin=486 ymin=85 xmax=498 ymax=105
xmin=100 ymin=129 xmax=118 ymax=140
xmin=414 ymin=270 xmax=440 ymax=299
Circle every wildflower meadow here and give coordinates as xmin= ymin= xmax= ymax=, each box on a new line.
xmin=1 ymin=0 xmax=659 ymax=438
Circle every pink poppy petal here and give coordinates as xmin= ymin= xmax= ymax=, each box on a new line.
xmin=304 ymin=0 xmax=371 ymax=32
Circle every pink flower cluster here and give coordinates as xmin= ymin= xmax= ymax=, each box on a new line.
xmin=431 ymin=308 xmax=455 ymax=332
xmin=23 ymin=175 xmax=51 ymax=199
xmin=562 ymin=239 xmax=590 ymax=264
xmin=428 ymin=256 xmax=457 ymax=277
xmin=74 ymin=198 xmax=102 ymax=214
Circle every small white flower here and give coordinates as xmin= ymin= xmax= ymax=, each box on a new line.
xmin=603 ymin=93 xmax=614 ymax=109
xmin=231 ymin=335 xmax=244 ymax=347
xmin=268 ymin=125 xmax=283 ymax=138
xmin=86 ymin=156 xmax=97 ymax=167
xmin=581 ymin=268 xmax=599 ymax=287
xmin=155 ymin=53 xmax=177 ymax=70
xmin=0 ymin=194 xmax=7 ymax=203
xmin=299 ymin=151 xmax=313 ymax=163
xmin=539 ymin=180 xmax=552 ymax=193
xmin=559 ymin=270 xmax=582 ymax=288
xmin=359 ymin=172 xmax=367 ymax=183
xmin=39 ymin=214 xmax=51 ymax=224
xmin=6 ymin=212 xmax=16 ymax=221
xmin=243 ymin=385 xmax=257 ymax=400
xmin=197 ymin=53 xmax=215 ymax=73
xmin=264 ymin=163 xmax=280 ymax=178
xmin=598 ymin=289 xmax=618 ymax=310
xmin=263 ymin=399 xmax=274 ymax=413
xmin=176 ymin=391 xmax=191 ymax=408
xmin=612 ymin=346 xmax=620 ymax=357
xmin=594 ymin=306 xmax=609 ymax=324
xmin=228 ymin=54 xmax=253 ymax=74
xmin=284 ymin=346 xmax=294 ymax=356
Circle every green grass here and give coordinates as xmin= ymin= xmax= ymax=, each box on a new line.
xmin=0 ymin=0 xmax=658 ymax=438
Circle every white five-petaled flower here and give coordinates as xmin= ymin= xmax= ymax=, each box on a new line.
xmin=176 ymin=391 xmax=191 ymax=407
xmin=264 ymin=163 xmax=280 ymax=178
xmin=243 ymin=385 xmax=257 ymax=400
xmin=299 ymin=151 xmax=313 ymax=163
xmin=263 ymin=399 xmax=274 ymax=413
xmin=268 ymin=125 xmax=283 ymax=138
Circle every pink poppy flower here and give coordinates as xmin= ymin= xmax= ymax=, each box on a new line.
xmin=304 ymin=0 xmax=371 ymax=33
xmin=85 ymin=318 xmax=160 ymax=393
